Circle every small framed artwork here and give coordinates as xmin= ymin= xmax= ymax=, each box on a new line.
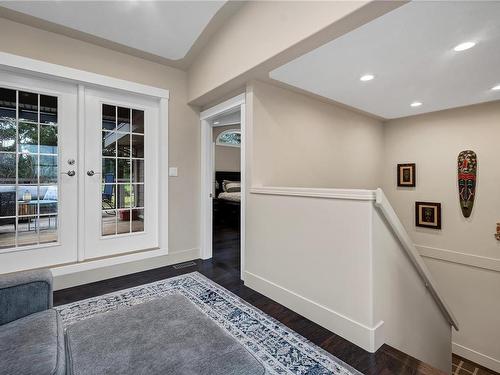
xmin=415 ymin=202 xmax=441 ymax=230
xmin=397 ymin=163 xmax=416 ymax=187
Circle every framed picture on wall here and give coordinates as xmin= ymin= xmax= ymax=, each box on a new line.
xmin=397 ymin=163 xmax=416 ymax=187
xmin=415 ymin=202 xmax=441 ymax=230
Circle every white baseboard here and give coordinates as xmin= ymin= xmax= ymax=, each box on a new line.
xmin=244 ymin=270 xmax=383 ymax=352
xmin=52 ymin=248 xmax=200 ymax=290
xmin=453 ymin=342 xmax=500 ymax=373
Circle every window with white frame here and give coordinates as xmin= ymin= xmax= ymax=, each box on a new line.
xmin=215 ymin=129 xmax=241 ymax=147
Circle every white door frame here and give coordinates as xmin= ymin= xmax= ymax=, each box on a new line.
xmin=0 ymin=52 xmax=170 ymax=274
xmin=200 ymin=94 xmax=246 ymax=280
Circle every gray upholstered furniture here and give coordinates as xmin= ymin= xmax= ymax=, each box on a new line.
xmin=0 ymin=271 xmax=265 ymax=375
xmin=0 ymin=269 xmax=65 ymax=375
xmin=65 ymin=294 xmax=265 ymax=375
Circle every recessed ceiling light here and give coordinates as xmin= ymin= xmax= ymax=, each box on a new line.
xmin=410 ymin=102 xmax=422 ymax=107
xmin=213 ymin=121 xmax=220 ymax=125
xmin=453 ymin=42 xmax=476 ymax=52
xmin=492 ymin=85 xmax=500 ymax=91
xmin=360 ymin=74 xmax=375 ymax=82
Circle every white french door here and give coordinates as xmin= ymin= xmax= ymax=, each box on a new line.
xmin=0 ymin=71 xmax=78 ymax=273
xmin=0 ymin=58 xmax=166 ymax=273
xmin=83 ymin=87 xmax=159 ymax=259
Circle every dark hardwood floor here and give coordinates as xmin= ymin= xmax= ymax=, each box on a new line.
xmin=54 ymin=218 xmax=494 ymax=375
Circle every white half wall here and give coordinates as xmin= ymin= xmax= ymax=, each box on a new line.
xmin=245 ymin=187 xmax=453 ymax=372
xmin=246 ymin=188 xmax=378 ymax=351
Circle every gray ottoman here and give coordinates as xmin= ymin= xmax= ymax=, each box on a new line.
xmin=65 ymin=294 xmax=265 ymax=375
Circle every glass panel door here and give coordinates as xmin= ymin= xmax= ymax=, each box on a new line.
xmin=0 ymin=71 xmax=78 ymax=273
xmin=84 ymin=87 xmax=158 ymax=259
xmin=0 ymin=88 xmax=59 ymax=249
xmin=101 ymin=105 xmax=145 ymax=236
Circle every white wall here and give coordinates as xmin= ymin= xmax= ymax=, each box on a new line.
xmin=213 ymin=125 xmax=241 ymax=172
xmin=251 ymin=80 xmax=384 ymax=189
xmin=382 ymin=101 xmax=500 ymax=372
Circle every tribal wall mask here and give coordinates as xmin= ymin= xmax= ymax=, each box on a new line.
xmin=457 ymin=150 xmax=477 ymax=218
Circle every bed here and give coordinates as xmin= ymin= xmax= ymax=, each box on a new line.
xmin=215 ymin=171 xmax=241 ymax=204
xmin=214 ymin=171 xmax=240 ymax=226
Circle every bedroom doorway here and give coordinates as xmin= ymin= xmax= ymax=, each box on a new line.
xmin=200 ymin=94 xmax=245 ymax=280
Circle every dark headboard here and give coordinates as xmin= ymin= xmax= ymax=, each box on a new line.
xmin=215 ymin=171 xmax=240 ymax=197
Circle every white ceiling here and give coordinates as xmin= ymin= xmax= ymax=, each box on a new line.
xmin=0 ymin=1 xmax=225 ymax=60
xmin=210 ymin=109 xmax=241 ymax=127
xmin=270 ymin=1 xmax=500 ymax=119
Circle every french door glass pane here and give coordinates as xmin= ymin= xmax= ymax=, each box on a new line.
xmin=102 ymin=104 xmax=116 ymax=130
xmin=40 ymin=95 xmax=57 ymax=125
xmin=102 ymin=210 xmax=116 ymax=236
xmin=39 ymin=215 xmax=57 ymax=244
xmin=116 ymin=133 xmax=130 ymax=157
xmin=17 ymin=216 xmax=38 ymax=247
xmin=102 ymin=158 xmax=116 ymax=182
xmin=117 ymin=159 xmax=130 ymax=182
xmin=40 ymin=125 xmax=58 ymax=154
xmin=18 ymin=154 xmax=38 ymax=184
xmin=131 ymin=159 xmax=144 ymax=183
xmin=19 ymin=122 xmax=38 ymax=153
xmin=131 ymin=209 xmax=144 ymax=233
xmin=101 ymin=103 xmax=144 ymax=236
xmin=117 ymin=184 xmax=131 ymax=209
xmin=40 ymin=155 xmax=58 ymax=183
xmin=0 ymin=186 xmax=15 ymax=217
xmin=117 ymin=107 xmax=130 ymax=133
xmin=102 ymin=184 xmax=116 ymax=209
xmin=132 ymin=184 xmax=144 ymax=207
xmin=0 ymin=221 xmax=15 ymax=249
xmin=0 ymin=87 xmax=59 ymax=249
xmin=18 ymin=91 xmax=38 ymax=122
xmin=117 ymin=210 xmax=130 ymax=234
xmin=0 ymin=119 xmax=16 ymax=151
xmin=131 ymin=134 xmax=144 ymax=158
xmin=131 ymin=109 xmax=144 ymax=134
xmin=102 ymin=131 xmax=116 ymax=156
xmin=0 ymin=154 xmax=16 ymax=184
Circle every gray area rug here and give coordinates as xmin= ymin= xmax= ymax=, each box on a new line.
xmin=56 ymin=272 xmax=362 ymax=375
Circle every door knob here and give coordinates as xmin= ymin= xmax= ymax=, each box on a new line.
xmin=62 ymin=170 xmax=76 ymax=177
xmin=87 ymin=170 xmax=95 ymax=176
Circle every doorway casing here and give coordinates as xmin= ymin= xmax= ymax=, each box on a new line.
xmin=200 ymin=94 xmax=246 ymax=280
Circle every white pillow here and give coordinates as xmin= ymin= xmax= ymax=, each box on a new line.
xmin=223 ymin=180 xmax=241 ymax=193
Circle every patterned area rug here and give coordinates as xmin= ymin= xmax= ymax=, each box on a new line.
xmin=56 ymin=272 xmax=362 ymax=375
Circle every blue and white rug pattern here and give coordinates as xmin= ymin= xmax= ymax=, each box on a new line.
xmin=56 ymin=272 xmax=361 ymax=375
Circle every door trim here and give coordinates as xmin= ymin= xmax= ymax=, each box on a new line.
xmin=200 ymin=94 xmax=246 ymax=280
xmin=0 ymin=52 xmax=169 ymax=100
